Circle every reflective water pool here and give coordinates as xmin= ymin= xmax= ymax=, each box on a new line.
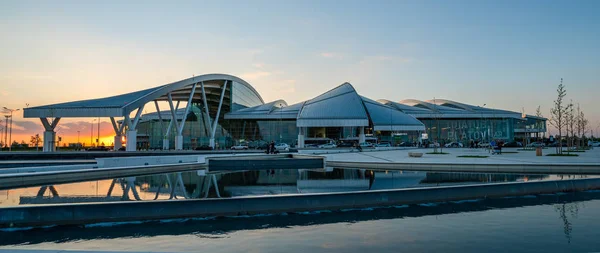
xmin=2 ymin=191 xmax=600 ymax=252
xmin=0 ymin=169 xmax=593 ymax=207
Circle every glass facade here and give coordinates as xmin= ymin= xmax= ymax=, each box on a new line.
xmin=419 ymin=118 xmax=515 ymax=144
xmin=231 ymin=81 xmax=263 ymax=112
xmin=514 ymin=117 xmax=547 ymax=132
xmin=136 ymin=81 xmax=264 ymax=149
xmin=226 ymin=120 xmax=299 ymax=146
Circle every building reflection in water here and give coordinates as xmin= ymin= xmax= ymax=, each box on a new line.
xmin=2 ymin=169 xmax=593 ymax=207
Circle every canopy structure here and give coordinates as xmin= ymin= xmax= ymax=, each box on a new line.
xmin=225 ymin=100 xmax=303 ymax=120
xmin=297 ymin=83 xmax=370 ymax=127
xmin=378 ymin=98 xmax=528 ymax=119
xmin=224 ymin=82 xmax=426 ymax=147
xmin=23 ymin=73 xmax=264 ymax=152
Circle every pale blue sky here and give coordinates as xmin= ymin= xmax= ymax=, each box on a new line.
xmin=1 ymin=0 xmax=599 ymax=139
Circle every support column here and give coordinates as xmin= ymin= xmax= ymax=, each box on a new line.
xmin=359 ymin=127 xmax=366 ymax=143
xmin=110 ymin=117 xmax=124 ymax=151
xmin=174 ymin=82 xmax=197 ymax=150
xmin=114 ymin=136 xmax=122 ymax=150
xmin=43 ymin=130 xmax=56 ymax=152
xmin=163 ymin=101 xmax=179 ymax=150
xmin=167 ymin=93 xmax=182 ymax=150
xmin=40 ymin=117 xmax=60 ymax=152
xmin=210 ymin=80 xmax=228 ymax=148
xmin=175 ymin=135 xmax=184 ymax=150
xmin=126 ymin=130 xmax=137 ymax=151
xmin=297 ymin=127 xmax=305 ymax=148
xmin=124 ymin=105 xmax=145 ymax=152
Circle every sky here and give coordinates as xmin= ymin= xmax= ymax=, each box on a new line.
xmin=0 ymin=0 xmax=599 ymax=145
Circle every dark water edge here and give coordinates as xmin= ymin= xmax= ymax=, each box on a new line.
xmin=2 ymin=190 xmax=600 ymax=253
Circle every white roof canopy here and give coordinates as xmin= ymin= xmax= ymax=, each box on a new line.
xmin=23 ymin=73 xmax=263 ymax=118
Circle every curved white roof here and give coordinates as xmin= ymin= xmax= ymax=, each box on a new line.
xmin=361 ymin=97 xmax=425 ymax=131
xmin=226 ymin=82 xmax=425 ymax=131
xmin=23 ymin=73 xmax=263 ymax=118
xmin=381 ymin=98 xmax=532 ymax=120
xmin=297 ymin=83 xmax=369 ymax=127
xmin=225 ymin=100 xmax=301 ymax=120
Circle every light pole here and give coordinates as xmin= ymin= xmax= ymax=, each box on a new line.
xmin=480 ymin=104 xmax=486 ymax=143
xmin=97 ymin=117 xmax=100 ymax=147
xmin=3 ymin=107 xmax=20 ymax=152
xmin=279 ymin=103 xmax=284 ymax=144
xmin=90 ymin=119 xmax=96 ymax=148
xmin=2 ymin=115 xmax=8 ymax=148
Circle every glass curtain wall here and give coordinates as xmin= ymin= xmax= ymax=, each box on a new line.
xmin=420 ymin=118 xmax=514 ymax=144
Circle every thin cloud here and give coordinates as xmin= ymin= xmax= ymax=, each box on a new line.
xmin=359 ymin=55 xmax=412 ymax=65
xmin=241 ymin=71 xmax=272 ymax=80
xmin=321 ymin=52 xmax=340 ymax=58
xmin=252 ymin=63 xmax=265 ymax=68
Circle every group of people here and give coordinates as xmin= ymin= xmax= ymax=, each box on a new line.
xmin=490 ymin=139 xmax=504 ymax=154
xmin=265 ymin=141 xmax=278 ymax=154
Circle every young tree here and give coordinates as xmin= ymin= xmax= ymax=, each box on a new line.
xmin=549 ymin=78 xmax=567 ymax=154
xmin=535 ymin=106 xmax=544 ymax=140
xmin=566 ymin=100 xmax=575 ymax=151
xmin=578 ymin=107 xmax=588 ymax=148
xmin=30 ymin=134 xmax=42 ymax=151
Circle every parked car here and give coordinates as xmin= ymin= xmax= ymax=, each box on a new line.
xmin=318 ymin=143 xmax=337 ymax=149
xmin=397 ymin=142 xmax=413 ymax=147
xmin=275 ymin=143 xmax=290 ymax=151
xmin=503 ymin=141 xmax=523 ymax=147
xmin=195 ymin=145 xmax=213 ymax=150
xmin=231 ymin=144 xmax=249 ymax=150
xmin=526 ymin=142 xmax=545 ymax=147
xmin=477 ymin=142 xmax=491 ymax=148
xmin=590 ymin=141 xmax=600 ymax=147
xmin=375 ymin=142 xmax=391 ymax=147
xmin=444 ymin=142 xmax=464 ymax=148
xmin=248 ymin=140 xmax=268 ymax=149
xmin=359 ymin=142 xmax=374 ymax=148
xmin=304 ymin=144 xmax=319 ymax=148
xmin=428 ymin=143 xmax=441 ymax=148
xmin=337 ymin=142 xmax=354 ymax=147
xmin=87 ymin=146 xmax=110 ymax=151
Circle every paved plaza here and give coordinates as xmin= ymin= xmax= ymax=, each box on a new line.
xmin=319 ymin=147 xmax=600 ymax=166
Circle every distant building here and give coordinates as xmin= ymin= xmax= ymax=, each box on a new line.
xmin=24 ymin=73 xmax=546 ymax=151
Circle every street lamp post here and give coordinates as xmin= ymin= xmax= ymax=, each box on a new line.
xmin=3 ymin=115 xmax=8 ymax=148
xmin=97 ymin=117 xmax=100 ymax=147
xmin=3 ymin=107 xmax=20 ymax=152
xmin=90 ymin=119 xmax=96 ymax=148
xmin=480 ymin=104 xmax=486 ymax=143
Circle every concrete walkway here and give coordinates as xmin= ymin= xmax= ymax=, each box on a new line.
xmin=322 ymin=148 xmax=600 ymax=174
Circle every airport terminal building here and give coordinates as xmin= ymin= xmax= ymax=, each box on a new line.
xmin=23 ymin=73 xmax=546 ymax=151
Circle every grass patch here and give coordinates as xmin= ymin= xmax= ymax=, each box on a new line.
xmin=565 ymin=150 xmax=586 ymax=153
xmin=502 ymin=151 xmax=519 ymax=154
xmin=426 ymin=152 xmax=449 ymax=155
xmin=546 ymin=153 xmax=579 ymax=157
xmin=457 ymin=155 xmax=489 ymax=158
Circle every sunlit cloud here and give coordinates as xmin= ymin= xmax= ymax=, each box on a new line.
xmin=359 ymin=55 xmax=412 ymax=65
xmin=7 ymin=120 xmax=44 ymax=134
xmin=241 ymin=71 xmax=272 ymax=80
xmin=252 ymin=63 xmax=265 ymax=68
xmin=248 ymin=49 xmax=264 ymax=56
xmin=320 ymin=52 xmax=339 ymax=58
